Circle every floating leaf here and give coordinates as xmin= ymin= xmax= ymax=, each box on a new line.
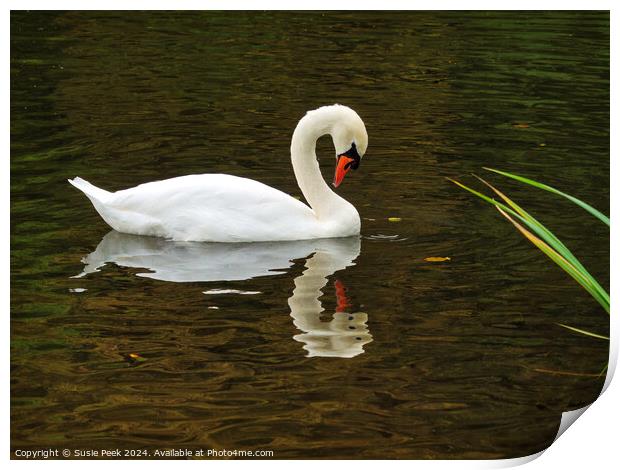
xmin=127 ymin=353 xmax=146 ymax=363
xmin=388 ymin=217 xmax=402 ymax=222
xmin=425 ymin=256 xmax=451 ymax=262
xmin=513 ymin=123 xmax=530 ymax=128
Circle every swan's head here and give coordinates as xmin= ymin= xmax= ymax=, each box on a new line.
xmin=294 ymin=104 xmax=368 ymax=188
xmin=329 ymin=105 xmax=368 ymax=188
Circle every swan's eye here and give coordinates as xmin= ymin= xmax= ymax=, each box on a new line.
xmin=340 ymin=143 xmax=361 ymax=170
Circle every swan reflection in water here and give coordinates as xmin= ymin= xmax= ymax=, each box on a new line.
xmin=75 ymin=231 xmax=372 ymax=358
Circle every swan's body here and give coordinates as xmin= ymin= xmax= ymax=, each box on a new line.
xmin=69 ymin=105 xmax=368 ymax=242
xmin=69 ymin=173 xmax=354 ymax=242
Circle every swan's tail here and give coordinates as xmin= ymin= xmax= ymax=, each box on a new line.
xmin=68 ymin=177 xmax=112 ymax=203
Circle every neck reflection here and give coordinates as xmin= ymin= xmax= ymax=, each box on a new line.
xmin=75 ymin=231 xmax=372 ymax=358
xmin=288 ymin=239 xmax=372 ymax=358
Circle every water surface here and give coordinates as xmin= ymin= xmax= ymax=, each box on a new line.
xmin=11 ymin=11 xmax=609 ymax=459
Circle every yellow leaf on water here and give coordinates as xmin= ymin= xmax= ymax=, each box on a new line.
xmin=388 ymin=217 xmax=402 ymax=222
xmin=127 ymin=353 xmax=146 ymax=362
xmin=513 ymin=123 xmax=529 ymax=128
xmin=424 ymin=256 xmax=451 ymax=262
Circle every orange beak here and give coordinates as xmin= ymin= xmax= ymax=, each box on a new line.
xmin=333 ymin=155 xmax=355 ymax=188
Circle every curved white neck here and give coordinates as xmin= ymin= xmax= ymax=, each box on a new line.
xmin=290 ymin=110 xmax=353 ymax=220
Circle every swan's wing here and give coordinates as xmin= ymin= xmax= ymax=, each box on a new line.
xmin=103 ymin=174 xmax=319 ymax=241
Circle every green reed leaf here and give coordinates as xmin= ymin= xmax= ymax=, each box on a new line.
xmin=483 ymin=168 xmax=610 ymax=226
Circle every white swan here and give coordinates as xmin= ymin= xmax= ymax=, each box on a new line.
xmin=68 ymin=104 xmax=368 ymax=242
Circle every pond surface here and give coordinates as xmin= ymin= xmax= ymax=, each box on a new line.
xmin=11 ymin=11 xmax=609 ymax=459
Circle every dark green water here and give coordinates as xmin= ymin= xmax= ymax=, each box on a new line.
xmin=11 ymin=11 xmax=609 ymax=459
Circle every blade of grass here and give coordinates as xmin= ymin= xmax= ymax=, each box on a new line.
xmin=496 ymin=206 xmax=609 ymax=313
xmin=448 ymin=178 xmax=540 ymax=226
xmin=473 ymin=174 xmax=580 ymax=265
xmin=449 ymin=177 xmax=609 ymax=308
xmin=473 ymin=175 xmax=610 ymax=306
xmin=557 ymin=323 xmax=609 ymax=340
xmin=483 ymin=168 xmax=609 ymax=226
xmin=530 ymin=367 xmax=605 ymax=377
